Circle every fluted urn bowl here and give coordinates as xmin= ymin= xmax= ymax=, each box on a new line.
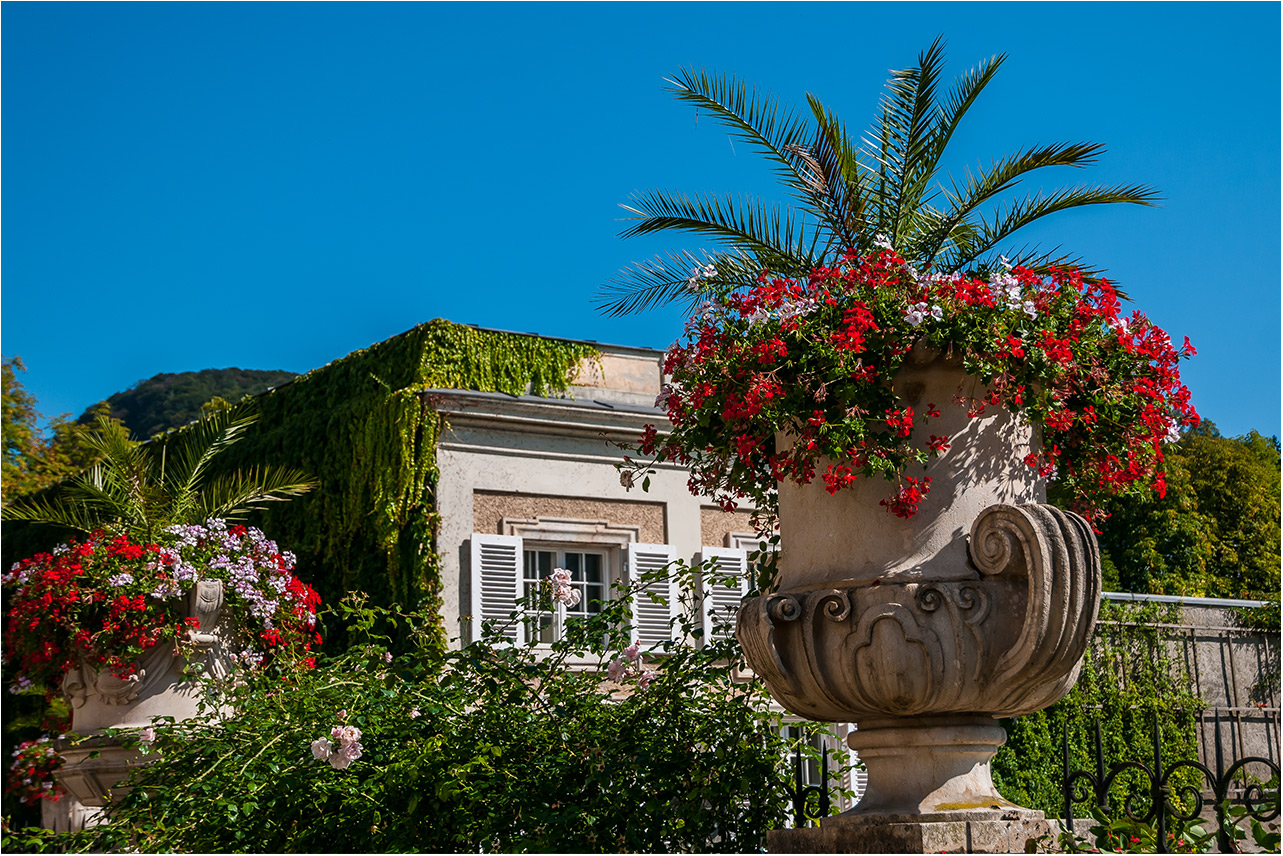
xmin=738 ymin=360 xmax=1102 ymax=818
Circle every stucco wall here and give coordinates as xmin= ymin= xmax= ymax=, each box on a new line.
xmin=474 ymin=490 xmax=667 ymax=544
xmin=700 ymin=506 xmax=757 ymax=549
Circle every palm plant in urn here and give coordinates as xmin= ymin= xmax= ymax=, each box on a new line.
xmin=2 ymin=406 xmax=319 ymax=826
xmin=606 ymin=41 xmax=1197 ymax=829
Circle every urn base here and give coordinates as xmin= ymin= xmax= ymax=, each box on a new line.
xmin=844 ymin=715 xmax=1014 ymax=816
xmin=54 ymin=735 xmax=143 ymax=809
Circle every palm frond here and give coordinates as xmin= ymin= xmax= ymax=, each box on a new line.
xmin=865 ymin=36 xmax=948 ymax=242
xmin=161 ymin=405 xmax=258 ymax=524
xmin=944 ymin=183 xmax=1160 ymax=271
xmin=602 ymin=44 xmax=1158 ymax=316
xmin=665 ymin=68 xmax=830 ymax=212
xmin=594 ymin=249 xmax=763 ymax=318
xmin=194 ymin=466 xmax=317 ymax=523
xmin=0 ymin=491 xmax=106 ymax=533
xmin=804 ymin=93 xmax=869 ymax=250
xmin=618 ymin=191 xmax=815 ymax=266
xmin=918 ymin=142 xmax=1135 ymax=265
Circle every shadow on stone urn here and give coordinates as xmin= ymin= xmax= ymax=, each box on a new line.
xmin=738 ymin=363 xmax=1102 ymax=848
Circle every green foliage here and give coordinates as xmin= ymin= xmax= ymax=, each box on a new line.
xmin=82 ymin=367 xmax=298 ymax=440
xmin=596 ymin=39 xmax=1157 ymax=317
xmin=1 ymin=408 xmax=315 ymax=543
xmin=2 ymin=357 xmax=108 ymax=501
xmin=53 ymin=565 xmax=794 ymax=854
xmin=993 ymin=601 xmax=1203 ymax=815
xmin=215 ymin=320 xmax=598 ymax=656
xmin=1179 ymin=427 xmax=1281 ymax=599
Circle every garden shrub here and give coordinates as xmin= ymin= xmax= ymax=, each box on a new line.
xmin=43 ymin=562 xmax=797 ymax=853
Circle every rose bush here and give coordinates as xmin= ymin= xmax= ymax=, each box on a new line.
xmin=633 ymin=248 xmax=1199 ymax=525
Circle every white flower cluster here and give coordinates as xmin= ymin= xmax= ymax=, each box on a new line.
xmin=904 ymin=301 xmax=944 ymax=327
xmin=685 ymin=262 xmax=718 ymax=292
xmin=989 ymin=262 xmax=1038 ymax=320
xmin=547 ymin=568 xmax=581 ymax=607
xmin=311 ymin=724 xmax=364 ymax=770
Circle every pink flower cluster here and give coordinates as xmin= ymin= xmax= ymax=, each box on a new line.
xmin=547 ymin=568 xmax=581 ymax=607
xmin=311 ymin=723 xmax=364 ymax=770
xmin=606 ymin=640 xmax=656 ymax=689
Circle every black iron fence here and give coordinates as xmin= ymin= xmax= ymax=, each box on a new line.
xmin=785 ymin=726 xmax=832 ymax=828
xmin=1062 ymin=712 xmax=1280 ymax=852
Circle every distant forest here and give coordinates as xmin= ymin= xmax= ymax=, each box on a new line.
xmin=79 ymin=368 xmax=298 ymax=439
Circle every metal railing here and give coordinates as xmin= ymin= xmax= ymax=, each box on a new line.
xmin=1062 ymin=713 xmax=1280 ymax=852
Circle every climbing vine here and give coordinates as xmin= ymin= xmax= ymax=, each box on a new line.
xmin=993 ymin=600 xmax=1204 ymax=814
xmin=215 ymin=320 xmax=598 ymax=656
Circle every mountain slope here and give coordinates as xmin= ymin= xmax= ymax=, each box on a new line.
xmin=79 ymin=368 xmax=298 ymax=439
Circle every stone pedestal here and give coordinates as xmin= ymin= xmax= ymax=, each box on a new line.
xmin=40 ymin=793 xmax=104 ymax=833
xmin=848 ymin=716 xmax=1014 ymax=815
xmin=768 ymin=809 xmax=1051 ymax=854
xmin=54 ymin=735 xmax=144 ymax=812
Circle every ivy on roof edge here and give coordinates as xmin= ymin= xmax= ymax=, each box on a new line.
xmin=216 ymin=319 xmax=600 ymax=656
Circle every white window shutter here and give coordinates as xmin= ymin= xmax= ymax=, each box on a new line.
xmin=699 ymin=547 xmax=749 ymax=644
xmin=625 ymin=542 xmax=678 ymax=648
xmin=469 ymin=533 xmax=524 ymax=646
xmin=844 ymin=729 xmax=867 ymax=807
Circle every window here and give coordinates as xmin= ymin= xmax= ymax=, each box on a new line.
xmin=522 ymin=546 xmax=609 ymax=643
xmin=469 ymin=533 xmax=679 ymax=648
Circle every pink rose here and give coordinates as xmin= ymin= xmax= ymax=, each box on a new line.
xmin=310 ymin=738 xmax=333 ymax=761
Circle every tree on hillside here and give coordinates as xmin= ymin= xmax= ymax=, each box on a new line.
xmin=2 ymin=357 xmax=107 ymax=500
xmin=596 ymin=37 xmax=1157 ymax=316
xmin=81 ymin=367 xmax=298 ymax=440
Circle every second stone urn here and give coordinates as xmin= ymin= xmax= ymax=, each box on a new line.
xmin=52 ymin=579 xmax=231 ymax=830
xmin=738 ymin=360 xmax=1102 ymax=822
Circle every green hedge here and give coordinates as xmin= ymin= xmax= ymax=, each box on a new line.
xmin=993 ymin=600 xmax=1203 ymax=815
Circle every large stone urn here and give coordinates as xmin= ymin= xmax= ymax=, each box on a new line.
xmin=739 ymin=355 xmax=1101 ymax=852
xmin=51 ymin=579 xmax=230 ymax=830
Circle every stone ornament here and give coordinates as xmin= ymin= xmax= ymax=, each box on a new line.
xmin=55 ymin=580 xmax=230 ymax=818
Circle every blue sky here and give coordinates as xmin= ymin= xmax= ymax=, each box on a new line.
xmin=3 ymin=2 xmax=1279 ymax=439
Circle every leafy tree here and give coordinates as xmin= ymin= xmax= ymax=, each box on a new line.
xmin=596 ymin=38 xmax=1157 ymax=316
xmin=2 ymin=357 xmax=107 ymax=501
xmin=1 ymin=405 xmax=316 ymax=542
xmin=1179 ymin=426 xmax=1280 ymax=599
xmin=1055 ymin=421 xmax=1281 ymax=600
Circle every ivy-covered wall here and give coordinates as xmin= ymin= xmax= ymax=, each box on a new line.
xmin=217 ymin=320 xmax=598 ymax=656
